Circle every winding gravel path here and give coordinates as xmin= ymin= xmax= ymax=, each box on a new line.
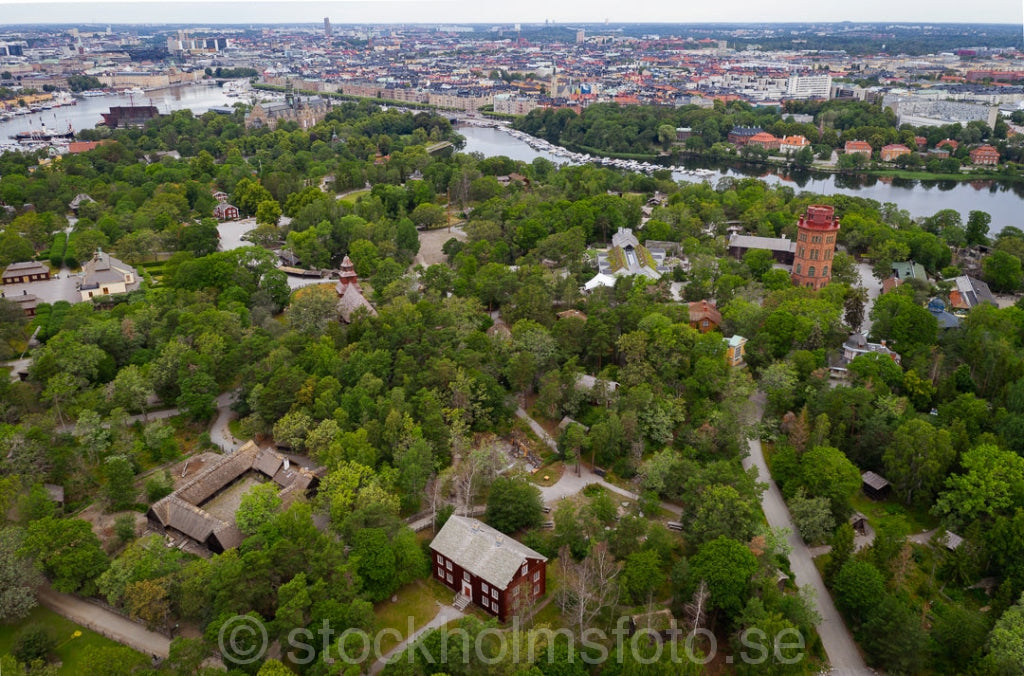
xmin=741 ymin=393 xmax=869 ymax=675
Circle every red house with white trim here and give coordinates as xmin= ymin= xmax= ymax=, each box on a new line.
xmin=430 ymin=516 xmax=547 ymax=621
xmin=213 ymin=203 xmax=240 ymax=221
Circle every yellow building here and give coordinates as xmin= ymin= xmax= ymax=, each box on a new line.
xmin=724 ymin=335 xmax=747 ymax=367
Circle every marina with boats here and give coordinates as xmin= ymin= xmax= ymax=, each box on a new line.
xmin=458 ymin=118 xmax=719 ymax=178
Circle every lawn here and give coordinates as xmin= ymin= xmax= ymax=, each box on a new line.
xmin=850 ymin=492 xmax=939 ymax=536
xmin=374 ymin=578 xmax=454 ymax=655
xmin=0 ymin=606 xmax=147 ymax=673
xmin=338 ymin=189 xmax=371 ymax=203
xmin=529 ymin=461 xmax=564 ymax=487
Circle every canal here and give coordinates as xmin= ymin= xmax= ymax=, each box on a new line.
xmin=457 ymin=124 xmax=1023 ymax=233
xmin=0 ymin=83 xmax=240 ymax=140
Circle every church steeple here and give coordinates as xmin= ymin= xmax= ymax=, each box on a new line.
xmin=336 ymin=255 xmax=359 ymax=296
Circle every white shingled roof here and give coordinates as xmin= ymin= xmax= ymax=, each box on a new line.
xmin=430 ymin=516 xmax=546 ymax=590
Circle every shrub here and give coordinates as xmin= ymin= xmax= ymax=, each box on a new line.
xmin=114 ymin=514 xmax=136 ymax=543
xmin=434 ymin=504 xmax=454 ymax=532
xmin=485 ymin=476 xmax=543 ymax=534
xmin=145 ymin=471 xmax=173 ymax=503
xmin=13 ymin=624 xmax=55 ymax=664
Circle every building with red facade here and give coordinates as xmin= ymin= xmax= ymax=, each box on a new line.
xmin=969 ymin=145 xmax=1000 ymax=165
xmin=791 ymin=205 xmax=840 ymax=290
xmin=844 ymin=140 xmax=872 ymax=157
xmin=727 ymin=126 xmax=763 ymax=147
xmin=748 ymin=132 xmax=780 ymax=150
xmin=430 ymin=516 xmax=547 ymax=621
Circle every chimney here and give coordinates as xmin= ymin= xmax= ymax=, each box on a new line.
xmin=283 ymin=458 xmax=290 ymax=471
xmin=495 ymin=534 xmax=504 ymax=547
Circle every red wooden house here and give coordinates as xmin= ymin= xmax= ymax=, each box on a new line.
xmin=430 ymin=516 xmax=547 ymax=621
xmin=213 ymin=203 xmax=240 ymax=221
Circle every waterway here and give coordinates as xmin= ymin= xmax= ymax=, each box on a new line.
xmin=0 ymin=83 xmax=239 ymax=140
xmin=457 ymin=124 xmax=1023 ymax=232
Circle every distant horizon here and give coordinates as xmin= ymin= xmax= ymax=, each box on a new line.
xmin=0 ymin=1 xmax=1019 ymax=27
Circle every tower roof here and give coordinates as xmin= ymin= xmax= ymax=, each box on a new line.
xmin=798 ymin=204 xmax=839 ymax=231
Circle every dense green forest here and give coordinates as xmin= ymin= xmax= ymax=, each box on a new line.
xmin=1 ymin=97 xmax=1024 ymax=675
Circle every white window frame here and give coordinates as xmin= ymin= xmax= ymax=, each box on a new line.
xmin=481 ymin=582 xmax=489 ymax=595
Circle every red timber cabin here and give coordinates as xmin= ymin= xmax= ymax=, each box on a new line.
xmin=430 ymin=516 xmax=547 ymax=621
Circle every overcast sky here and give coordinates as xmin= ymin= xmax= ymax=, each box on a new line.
xmin=0 ymin=0 xmax=1019 ymax=26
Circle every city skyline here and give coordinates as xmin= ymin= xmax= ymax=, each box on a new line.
xmin=0 ymin=0 xmax=1019 ymax=26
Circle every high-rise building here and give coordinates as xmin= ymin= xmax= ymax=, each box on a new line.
xmin=324 ymin=17 xmax=331 ymax=38
xmin=791 ymin=205 xmax=839 ymax=290
xmin=786 ymin=74 xmax=832 ymax=99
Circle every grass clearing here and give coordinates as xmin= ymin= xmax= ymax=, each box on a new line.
xmin=850 ymin=493 xmax=939 ymax=535
xmin=530 ymin=461 xmax=564 ymax=487
xmin=0 ymin=606 xmax=147 ymax=674
xmin=374 ymin=578 xmax=453 ymax=655
xmin=338 ymin=189 xmax=371 ymax=203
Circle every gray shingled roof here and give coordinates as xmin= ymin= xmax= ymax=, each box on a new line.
xmin=3 ymin=261 xmax=49 ymax=276
xmin=81 ymin=251 xmax=137 ymax=289
xmin=861 ymin=471 xmax=890 ymax=491
xmin=148 ymin=442 xmax=323 ymax=551
xmin=430 ymin=516 xmax=546 ymax=590
xmin=728 ymin=233 xmax=797 ymax=253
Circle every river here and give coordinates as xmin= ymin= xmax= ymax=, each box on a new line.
xmin=458 ymin=124 xmax=1023 ymax=232
xmin=0 ymin=83 xmax=238 ymax=140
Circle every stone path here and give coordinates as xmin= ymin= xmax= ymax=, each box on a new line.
xmin=36 ymin=586 xmax=171 ymax=660
xmin=209 ymin=390 xmax=242 ymax=452
xmin=741 ymin=393 xmax=870 ymax=676
xmin=515 ymin=407 xmax=682 ymax=517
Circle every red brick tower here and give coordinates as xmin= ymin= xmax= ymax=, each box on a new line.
xmin=791 ymin=205 xmax=840 ymax=290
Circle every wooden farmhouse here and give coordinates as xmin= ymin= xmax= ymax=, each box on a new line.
xmin=430 ymin=516 xmax=547 ymax=621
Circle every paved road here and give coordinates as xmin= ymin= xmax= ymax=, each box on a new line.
xmin=36 ymin=586 xmax=171 ymax=659
xmin=515 ymin=407 xmax=682 ymax=517
xmin=369 ymin=604 xmax=464 ymax=675
xmin=855 ymin=263 xmax=882 ymax=335
xmin=56 ymin=390 xmax=239 ymax=443
xmin=209 ymin=390 xmax=242 ymax=452
xmin=741 ymin=393 xmax=869 ymax=676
